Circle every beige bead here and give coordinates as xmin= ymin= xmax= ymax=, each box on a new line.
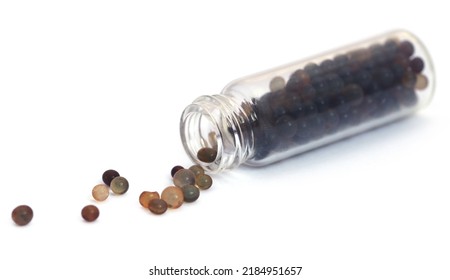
xmin=92 ymin=184 xmax=109 ymax=201
xmin=415 ymin=74 xmax=428 ymax=90
xmin=269 ymin=76 xmax=286 ymax=92
xmin=161 ymin=186 xmax=184 ymax=209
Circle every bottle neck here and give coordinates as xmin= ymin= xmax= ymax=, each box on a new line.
xmin=180 ymin=94 xmax=255 ymax=172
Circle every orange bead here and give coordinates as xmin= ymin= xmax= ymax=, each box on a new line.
xmin=139 ymin=191 xmax=160 ymax=208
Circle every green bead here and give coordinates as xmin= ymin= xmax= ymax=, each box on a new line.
xmin=110 ymin=176 xmax=129 ymax=194
xmin=182 ymin=185 xmax=200 ymax=203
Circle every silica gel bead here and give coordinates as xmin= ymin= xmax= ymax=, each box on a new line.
xmin=182 ymin=185 xmax=200 ymax=202
xmin=102 ymin=169 xmax=120 ymax=186
xmin=81 ymin=205 xmax=100 ymax=222
xmin=148 ymin=199 xmax=168 ymax=215
xmin=139 ymin=191 xmax=160 ymax=208
xmin=161 ymin=186 xmax=184 ymax=209
xmin=173 ymin=169 xmax=196 ymax=188
xmin=170 ymin=165 xmax=184 ymax=177
xmin=197 ymin=147 xmax=217 ymax=163
xmin=189 ymin=165 xmax=205 ymax=177
xmin=196 ymin=174 xmax=213 ymax=190
xmin=11 ymin=205 xmax=33 ymax=226
xmin=92 ymin=184 xmax=110 ymax=201
xmin=110 ymin=176 xmax=129 ymax=194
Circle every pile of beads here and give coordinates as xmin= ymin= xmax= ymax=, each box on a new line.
xmin=139 ymin=162 xmax=214 ymax=215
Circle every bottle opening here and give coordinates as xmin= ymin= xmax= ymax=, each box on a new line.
xmin=180 ymin=95 xmax=254 ymax=172
xmin=180 ymin=100 xmax=223 ymax=172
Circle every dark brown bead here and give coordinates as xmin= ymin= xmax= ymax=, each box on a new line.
xmin=102 ymin=169 xmax=120 ymax=186
xmin=11 ymin=205 xmax=33 ymax=226
xmin=170 ymin=165 xmax=184 ymax=177
xmin=81 ymin=205 xmax=100 ymax=222
xmin=197 ymin=147 xmax=217 ymax=163
xmin=399 ymin=41 xmax=414 ymax=57
xmin=148 ymin=199 xmax=168 ymax=215
xmin=410 ymin=57 xmax=424 ymax=73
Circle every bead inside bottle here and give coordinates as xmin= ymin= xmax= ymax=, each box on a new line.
xmin=180 ymin=30 xmax=435 ymax=172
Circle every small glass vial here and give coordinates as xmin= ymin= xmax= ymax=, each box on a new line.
xmin=180 ymin=30 xmax=435 ymax=172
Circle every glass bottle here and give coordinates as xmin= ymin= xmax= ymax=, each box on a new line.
xmin=180 ymin=30 xmax=435 ymax=172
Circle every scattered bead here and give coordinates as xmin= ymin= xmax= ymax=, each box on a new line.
xmin=92 ymin=184 xmax=109 ymax=201
xmin=161 ymin=186 xmax=184 ymax=209
xmin=196 ymin=174 xmax=213 ymax=190
xmin=197 ymin=147 xmax=217 ymax=163
xmin=110 ymin=176 xmax=129 ymax=195
xmin=415 ymin=74 xmax=429 ymax=90
xmin=170 ymin=165 xmax=184 ymax=177
xmin=139 ymin=191 xmax=160 ymax=208
xmin=102 ymin=169 xmax=120 ymax=186
xmin=11 ymin=205 xmax=33 ymax=226
xmin=148 ymin=198 xmax=168 ymax=215
xmin=182 ymin=185 xmax=200 ymax=202
xmin=189 ymin=165 xmax=204 ymax=177
xmin=81 ymin=205 xmax=99 ymax=222
xmin=173 ymin=169 xmax=196 ymax=188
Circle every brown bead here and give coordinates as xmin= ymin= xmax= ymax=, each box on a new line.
xmin=11 ymin=205 xmax=33 ymax=226
xmin=170 ymin=165 xmax=184 ymax=177
xmin=188 ymin=165 xmax=204 ymax=177
xmin=197 ymin=147 xmax=217 ymax=163
xmin=81 ymin=205 xmax=99 ymax=222
xmin=139 ymin=191 xmax=160 ymax=208
xmin=102 ymin=169 xmax=120 ymax=186
xmin=92 ymin=184 xmax=110 ymax=201
xmin=196 ymin=174 xmax=213 ymax=190
xmin=161 ymin=186 xmax=184 ymax=209
xmin=110 ymin=176 xmax=129 ymax=194
xmin=148 ymin=198 xmax=168 ymax=215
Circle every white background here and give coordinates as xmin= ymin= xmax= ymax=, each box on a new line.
xmin=0 ymin=1 xmax=449 ymax=279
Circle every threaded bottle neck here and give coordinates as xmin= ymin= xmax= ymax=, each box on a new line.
xmin=180 ymin=94 xmax=255 ymax=172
